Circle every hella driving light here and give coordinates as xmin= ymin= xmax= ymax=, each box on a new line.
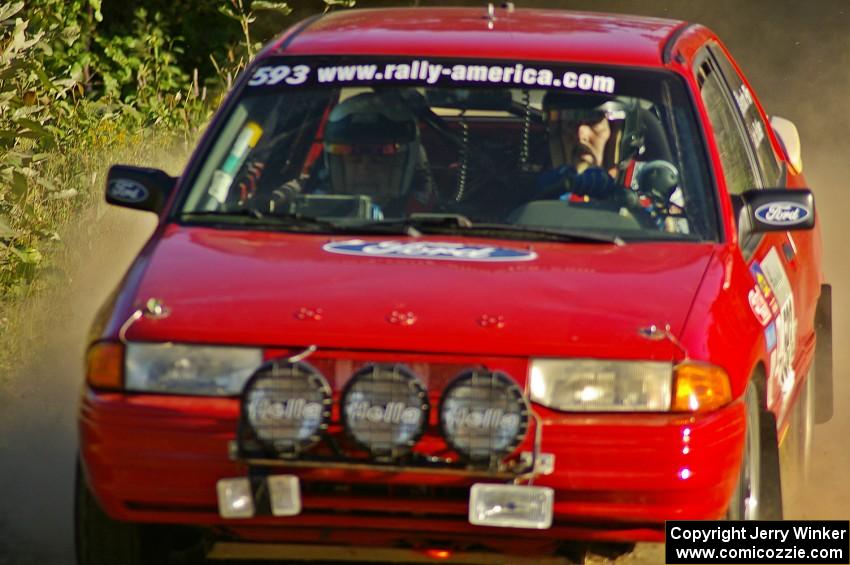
xmin=125 ymin=343 xmax=263 ymax=395
xmin=440 ymin=370 xmax=529 ymax=463
xmin=242 ymin=361 xmax=332 ymax=456
xmin=468 ymin=483 xmax=553 ymax=529
xmin=216 ymin=478 xmax=255 ymax=519
xmin=341 ymin=364 xmax=429 ymax=458
xmin=529 ymin=359 xmax=672 ymax=412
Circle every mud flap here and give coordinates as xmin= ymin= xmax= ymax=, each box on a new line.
xmin=759 ymin=406 xmax=784 ymax=520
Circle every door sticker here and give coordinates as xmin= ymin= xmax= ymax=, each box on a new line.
xmin=748 ymin=285 xmax=773 ymax=326
xmin=764 ymin=321 xmax=777 ymax=352
xmin=749 ymin=262 xmax=780 ymax=316
xmin=759 ymin=248 xmax=797 ymax=406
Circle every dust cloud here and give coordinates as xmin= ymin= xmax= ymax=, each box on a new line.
xmin=0 ymin=146 xmax=179 ymax=563
xmin=2 ymin=1 xmax=848 ymax=564
xmin=0 ymin=209 xmax=158 ymax=564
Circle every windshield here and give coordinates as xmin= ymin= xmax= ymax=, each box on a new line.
xmin=179 ymin=57 xmax=718 ymax=242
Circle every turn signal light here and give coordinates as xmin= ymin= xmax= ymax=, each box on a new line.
xmin=86 ymin=342 xmax=124 ymax=390
xmin=423 ymin=549 xmax=453 ymax=560
xmin=671 ymin=361 xmax=731 ymax=412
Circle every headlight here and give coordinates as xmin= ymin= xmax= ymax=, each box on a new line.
xmin=529 ymin=358 xmax=672 ymax=412
xmin=125 ymin=342 xmax=263 ymax=395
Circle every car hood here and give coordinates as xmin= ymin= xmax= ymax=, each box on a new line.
xmin=125 ymin=225 xmax=716 ymax=358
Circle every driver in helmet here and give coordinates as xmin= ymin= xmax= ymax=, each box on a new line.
xmin=535 ymin=92 xmax=689 ymax=230
xmin=536 ymin=92 xmax=632 ymax=201
xmin=320 ymin=92 xmax=436 ymax=217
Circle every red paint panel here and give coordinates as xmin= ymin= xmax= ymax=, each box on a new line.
xmin=278 ymin=9 xmax=679 ymax=68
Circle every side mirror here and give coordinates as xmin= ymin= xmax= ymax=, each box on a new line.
xmin=105 ymin=165 xmax=176 ymax=214
xmin=770 ymin=116 xmax=803 ymax=173
xmin=740 ymin=188 xmax=815 ymax=234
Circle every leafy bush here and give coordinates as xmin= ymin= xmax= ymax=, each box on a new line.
xmin=0 ymin=0 xmax=356 ymax=304
xmin=0 ymin=0 xmax=207 ymax=300
xmin=0 ymin=1 xmax=70 ymax=298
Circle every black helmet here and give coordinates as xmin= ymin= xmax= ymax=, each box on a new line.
xmin=323 ymin=93 xmax=420 ymax=202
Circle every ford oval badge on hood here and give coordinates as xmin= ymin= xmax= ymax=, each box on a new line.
xmin=323 ymin=240 xmax=538 ymax=262
xmin=754 ymin=202 xmax=811 ymax=226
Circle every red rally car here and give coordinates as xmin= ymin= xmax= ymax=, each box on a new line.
xmin=77 ymin=6 xmax=832 ymax=564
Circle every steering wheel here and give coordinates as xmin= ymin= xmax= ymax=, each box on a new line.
xmin=564 ymin=176 xmax=659 ymax=230
xmin=610 ymin=188 xmax=660 ymax=230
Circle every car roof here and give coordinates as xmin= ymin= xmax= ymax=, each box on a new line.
xmin=274 ymin=7 xmax=686 ymax=68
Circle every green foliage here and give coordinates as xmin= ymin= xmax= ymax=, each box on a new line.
xmin=24 ymin=0 xmax=101 ymax=88
xmin=252 ymin=1 xmax=292 ymax=15
xmin=99 ymin=1 xmax=243 ymax=84
xmin=324 ymin=0 xmax=357 ymax=8
xmin=94 ymin=7 xmax=209 ymax=127
xmin=0 ymin=2 xmax=62 ymax=294
xmin=0 ymin=0 xmax=356 ymax=304
xmin=0 ymin=0 xmax=207 ymax=299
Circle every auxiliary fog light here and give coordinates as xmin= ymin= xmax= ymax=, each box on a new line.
xmin=440 ymin=370 xmax=529 ymax=463
xmin=267 ymin=475 xmax=302 ymax=517
xmin=468 ymin=483 xmax=553 ymax=529
xmin=242 ymin=360 xmax=332 ymax=457
xmin=216 ymin=478 xmax=254 ymax=519
xmin=341 ymin=364 xmax=430 ymax=458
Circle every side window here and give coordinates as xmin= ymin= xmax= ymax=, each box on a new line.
xmin=709 ymin=45 xmax=784 ymax=186
xmin=696 ymin=59 xmax=761 ymax=196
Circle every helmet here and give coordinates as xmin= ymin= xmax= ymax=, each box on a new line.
xmin=543 ymin=92 xmax=642 ymax=171
xmin=323 ymin=93 xmax=420 ymax=205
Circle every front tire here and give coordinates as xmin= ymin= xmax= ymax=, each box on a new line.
xmin=75 ymin=461 xmax=143 ymax=565
xmin=726 ymin=381 xmax=783 ymax=520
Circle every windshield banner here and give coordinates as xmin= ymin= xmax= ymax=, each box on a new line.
xmin=247 ymin=57 xmax=616 ymax=94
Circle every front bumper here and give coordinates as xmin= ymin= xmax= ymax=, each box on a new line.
xmin=79 ymin=388 xmax=745 ymax=545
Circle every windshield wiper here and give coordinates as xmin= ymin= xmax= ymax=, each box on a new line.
xmin=464 ymin=223 xmax=625 ymax=245
xmin=329 ymin=213 xmax=472 ymax=237
xmin=179 ymin=211 xmax=624 ymax=244
xmin=406 ymin=213 xmax=474 ymax=227
xmin=180 ymin=209 xmax=265 ymax=220
xmin=178 ymin=210 xmax=339 ymax=230
xmin=353 ymin=214 xmax=624 ymax=244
